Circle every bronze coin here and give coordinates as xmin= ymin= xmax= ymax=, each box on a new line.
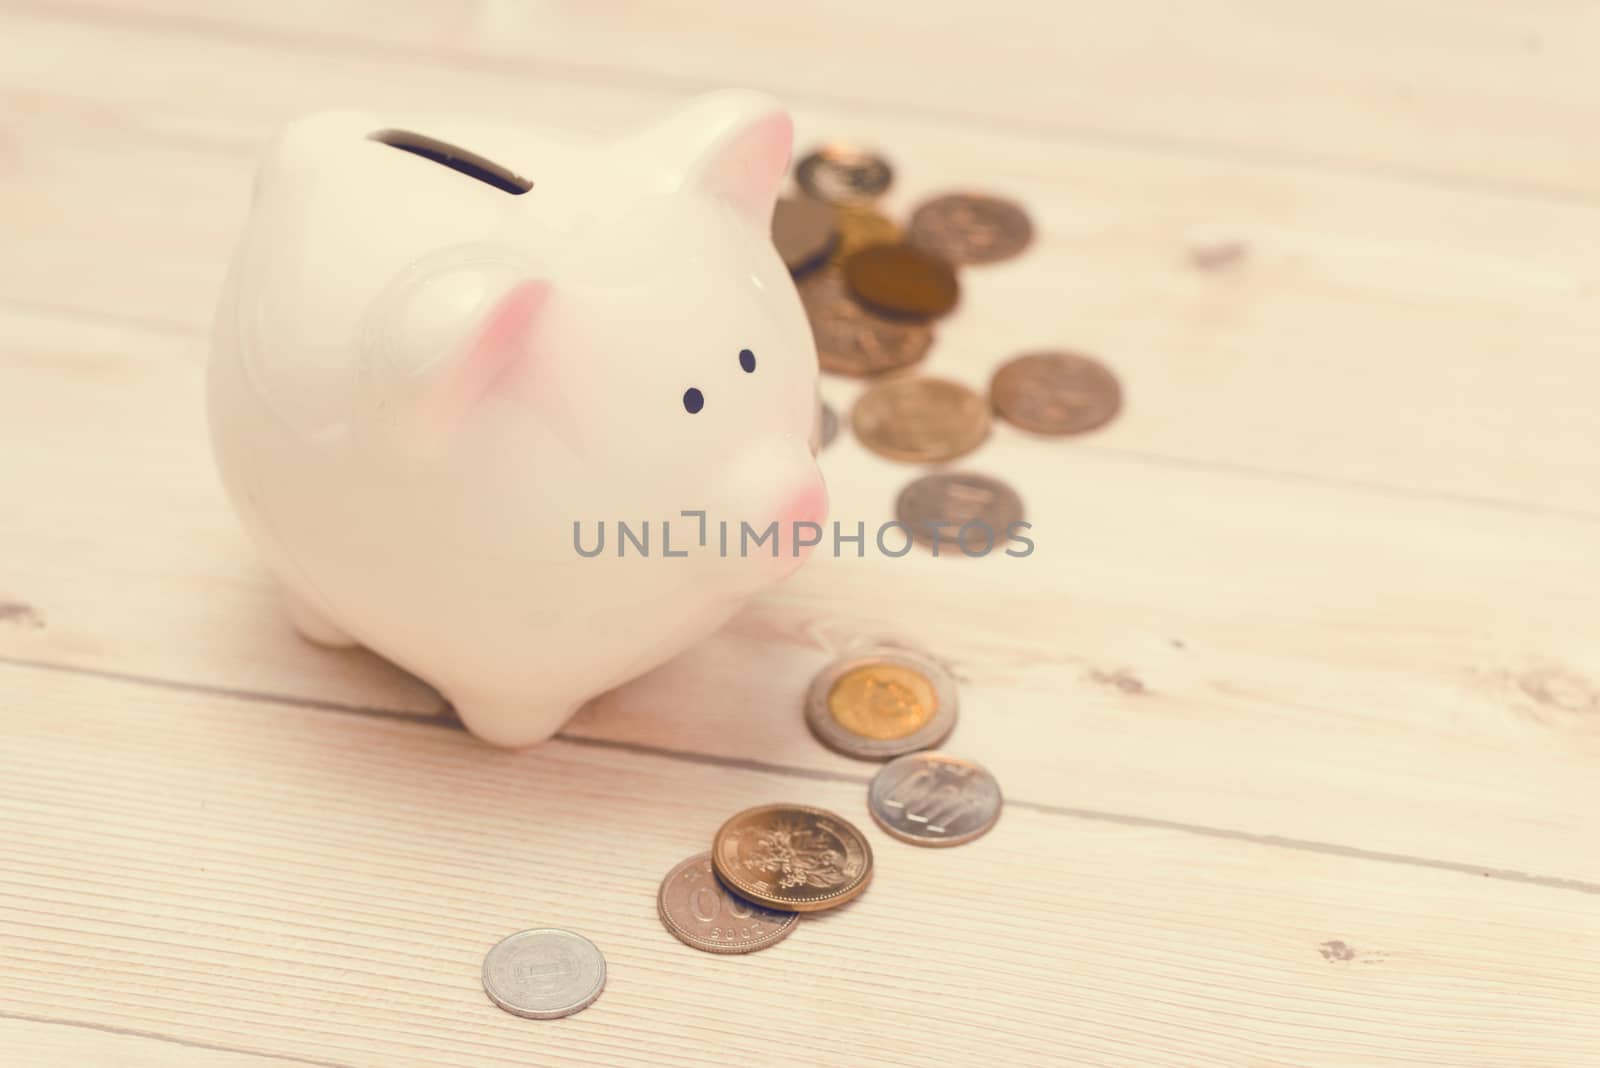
xmin=798 ymin=270 xmax=932 ymax=377
xmin=771 ymin=195 xmax=836 ymax=276
xmin=794 ymin=144 xmax=893 ymax=205
xmin=991 ymin=351 xmax=1122 ymax=435
xmin=908 ymin=193 xmax=1033 ymax=266
xmin=829 ymin=204 xmax=901 ymax=267
xmin=712 ymin=804 xmax=873 ymax=912
xmin=843 ymin=244 xmax=960 ymax=320
xmin=852 ymin=376 xmax=990 ymax=464
xmin=894 ymin=472 xmax=1025 ymax=554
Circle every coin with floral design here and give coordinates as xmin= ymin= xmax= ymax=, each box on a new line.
xmin=712 ymin=804 xmax=874 ymax=912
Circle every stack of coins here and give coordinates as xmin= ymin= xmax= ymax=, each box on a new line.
xmin=775 ymin=143 xmax=1127 ymax=551
xmin=656 ymin=803 xmax=875 ymax=956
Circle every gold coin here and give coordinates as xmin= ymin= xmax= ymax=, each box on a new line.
xmin=798 ymin=270 xmax=932 ymax=377
xmin=828 ymin=664 xmax=937 ymax=740
xmin=843 ymin=244 xmax=960 ymax=320
xmin=852 ymin=376 xmax=990 ymax=464
xmin=990 ymin=350 xmax=1122 ymax=435
xmin=794 ymin=144 xmax=893 ymax=205
xmin=907 ymin=192 xmax=1033 ymax=266
xmin=771 ymin=195 xmax=836 ymax=276
xmin=804 ymin=651 xmax=959 ymax=760
xmin=712 ymin=804 xmax=873 ymax=912
xmin=829 ymin=204 xmax=901 ymax=266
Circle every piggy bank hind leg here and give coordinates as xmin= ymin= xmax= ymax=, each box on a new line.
xmin=282 ymin=588 xmax=358 ymax=649
xmin=446 ymin=687 xmax=583 ymax=749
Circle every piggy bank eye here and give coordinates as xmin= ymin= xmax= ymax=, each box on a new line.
xmin=682 ymin=387 xmax=705 ymax=414
xmin=739 ymin=348 xmax=756 ymax=373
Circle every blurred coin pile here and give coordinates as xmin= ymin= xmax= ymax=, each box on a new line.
xmin=778 ymin=142 xmax=1127 ymax=552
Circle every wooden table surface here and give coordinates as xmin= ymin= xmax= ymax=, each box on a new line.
xmin=3 ymin=3 xmax=1598 ymax=1065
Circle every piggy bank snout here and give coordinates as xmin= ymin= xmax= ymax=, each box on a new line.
xmin=723 ymin=440 xmax=828 ymax=563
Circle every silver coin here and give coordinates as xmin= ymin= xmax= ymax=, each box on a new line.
xmin=804 ymin=650 xmax=958 ymax=761
xmin=868 ymin=752 xmax=1003 ymax=847
xmin=481 ymin=928 xmax=606 ymax=1020
xmin=894 ymin=472 xmax=1024 ymax=555
xmin=657 ymin=852 xmax=799 ymax=954
xmin=819 ymin=401 xmax=840 ymax=450
xmin=795 ymin=145 xmax=893 ymax=205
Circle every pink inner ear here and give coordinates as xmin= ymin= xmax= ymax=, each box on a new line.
xmin=425 ymin=279 xmax=547 ymax=433
xmin=697 ymin=110 xmax=793 ymax=221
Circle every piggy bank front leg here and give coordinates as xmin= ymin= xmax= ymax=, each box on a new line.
xmin=446 ymin=688 xmax=582 ymax=749
xmin=282 ymin=588 xmax=357 ymax=649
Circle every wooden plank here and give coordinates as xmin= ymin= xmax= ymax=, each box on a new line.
xmin=59 ymin=0 xmax=1600 ymax=198
xmin=1 ymin=660 xmax=1596 ymax=1067
xmin=0 ymin=1017 xmax=312 ymax=1068
xmin=3 ymin=303 xmax=1597 ymax=884
xmin=4 ymin=11 xmax=1600 ymax=515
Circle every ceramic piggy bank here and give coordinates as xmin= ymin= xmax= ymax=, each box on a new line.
xmin=208 ymin=91 xmax=827 ymax=747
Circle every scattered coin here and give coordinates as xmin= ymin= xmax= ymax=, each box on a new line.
xmin=894 ymin=472 xmax=1024 ymax=554
xmin=795 ymin=144 xmax=893 ymax=205
xmin=907 ymin=193 xmax=1033 ymax=265
xmin=799 ymin=270 xmax=932 ymax=377
xmin=772 ymin=195 xmax=837 ymax=276
xmin=805 ymin=650 xmax=958 ymax=759
xmin=852 ymin=376 xmax=990 ymax=463
xmin=712 ymin=804 xmax=873 ymax=912
xmin=844 ymin=244 xmax=960 ymax=320
xmin=868 ymin=752 xmax=1004 ymax=847
xmin=481 ymin=928 xmax=606 ymax=1020
xmin=830 ymin=204 xmax=902 ymax=266
xmin=657 ymin=852 xmax=799 ymax=955
xmin=818 ymin=401 xmax=839 ymax=450
xmin=990 ymin=350 xmax=1122 ymax=435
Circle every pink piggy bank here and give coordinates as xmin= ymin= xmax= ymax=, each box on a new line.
xmin=208 ymin=91 xmax=827 ymax=746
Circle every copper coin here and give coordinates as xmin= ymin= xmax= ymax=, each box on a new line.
xmin=829 ymin=204 xmax=901 ymax=267
xmin=991 ymin=351 xmax=1122 ymax=435
xmin=657 ymin=853 xmax=799 ymax=955
xmin=908 ymin=193 xmax=1033 ymax=265
xmin=794 ymin=144 xmax=893 ymax=205
xmin=868 ymin=753 xmax=1003 ymax=847
xmin=712 ymin=804 xmax=873 ymax=913
xmin=852 ymin=377 xmax=990 ymax=464
xmin=804 ymin=651 xmax=958 ymax=760
xmin=772 ymin=195 xmax=836 ymax=276
xmin=843 ymin=244 xmax=960 ymax=320
xmin=894 ymin=472 xmax=1024 ymax=554
xmin=799 ymin=270 xmax=932 ymax=377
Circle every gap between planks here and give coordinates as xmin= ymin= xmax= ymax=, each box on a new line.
xmin=3 ymin=650 xmax=1595 ymax=898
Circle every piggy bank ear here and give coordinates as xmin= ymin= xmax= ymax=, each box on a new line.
xmin=362 ymin=254 xmax=548 ymax=452
xmin=637 ymin=89 xmax=793 ymax=228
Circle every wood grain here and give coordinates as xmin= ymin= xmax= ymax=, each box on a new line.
xmin=55 ymin=0 xmax=1600 ymax=198
xmin=3 ymin=9 xmax=1599 ymax=514
xmin=3 ymin=303 xmax=1597 ymax=885
xmin=2 ymin=662 xmax=1597 ymax=1068
xmin=2 ymin=1 xmax=1597 ymax=1063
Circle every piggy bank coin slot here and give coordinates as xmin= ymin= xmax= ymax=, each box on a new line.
xmin=368 ymin=129 xmax=532 ymax=196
